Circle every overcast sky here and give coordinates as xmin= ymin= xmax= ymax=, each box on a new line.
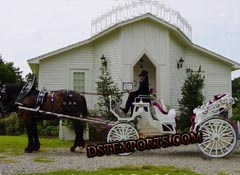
xmin=0 ymin=0 xmax=240 ymax=79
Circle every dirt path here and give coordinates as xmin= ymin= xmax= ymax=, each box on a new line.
xmin=0 ymin=143 xmax=240 ymax=175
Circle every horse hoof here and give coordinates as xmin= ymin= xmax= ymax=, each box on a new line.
xmin=74 ymin=146 xmax=84 ymax=153
xmin=33 ymin=145 xmax=40 ymax=151
xmin=24 ymin=149 xmax=33 ymax=153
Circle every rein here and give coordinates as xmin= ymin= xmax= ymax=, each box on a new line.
xmin=79 ymin=91 xmax=102 ymax=95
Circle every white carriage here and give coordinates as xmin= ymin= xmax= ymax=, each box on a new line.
xmin=107 ymin=94 xmax=238 ymax=158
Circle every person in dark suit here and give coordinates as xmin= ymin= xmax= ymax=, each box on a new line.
xmin=121 ymin=70 xmax=149 ymax=115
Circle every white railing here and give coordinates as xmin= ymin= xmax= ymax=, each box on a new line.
xmin=91 ymin=0 xmax=192 ymax=40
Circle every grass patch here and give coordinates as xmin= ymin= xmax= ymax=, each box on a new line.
xmin=0 ymin=135 xmax=72 ymax=155
xmin=15 ymin=165 xmax=203 ymax=175
xmin=0 ymin=135 xmax=28 ymax=155
xmin=0 ymin=159 xmax=18 ymax=163
xmin=32 ymin=156 xmax=54 ymax=163
xmin=217 ymin=172 xmax=228 ymax=175
xmin=0 ymin=156 xmax=7 ymax=159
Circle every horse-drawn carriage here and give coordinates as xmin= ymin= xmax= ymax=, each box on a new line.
xmin=107 ymin=93 xmax=237 ymax=158
xmin=0 ymin=78 xmax=238 ymax=157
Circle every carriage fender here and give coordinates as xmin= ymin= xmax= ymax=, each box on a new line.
xmin=194 ymin=110 xmax=204 ymax=127
xmin=168 ymin=109 xmax=176 ymax=127
xmin=168 ymin=109 xmax=176 ymax=120
xmin=168 ymin=109 xmax=177 ymax=120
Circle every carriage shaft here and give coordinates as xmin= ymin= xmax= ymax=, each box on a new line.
xmin=18 ymin=105 xmax=115 ymax=126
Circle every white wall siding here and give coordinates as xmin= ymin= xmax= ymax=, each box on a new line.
xmin=185 ymin=49 xmax=232 ymax=101
xmin=169 ymin=36 xmax=232 ymax=110
xmin=169 ymin=36 xmax=185 ymax=109
xmin=120 ymin=19 xmax=169 ymax=66
xmin=91 ymin=31 xmax=122 ymax=108
xmin=39 ymin=44 xmax=94 ymax=107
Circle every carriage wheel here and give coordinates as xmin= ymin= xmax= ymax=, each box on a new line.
xmin=197 ymin=118 xmax=237 ymax=158
xmin=107 ymin=123 xmax=139 ymax=156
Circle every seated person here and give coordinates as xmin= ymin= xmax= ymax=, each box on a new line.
xmin=121 ymin=70 xmax=149 ymax=115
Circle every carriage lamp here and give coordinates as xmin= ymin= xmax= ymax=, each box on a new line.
xmin=177 ymin=57 xmax=184 ymax=69
xmin=101 ymin=55 xmax=107 ymax=67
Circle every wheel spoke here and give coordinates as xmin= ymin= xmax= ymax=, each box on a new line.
xmin=219 ymin=124 xmax=230 ymax=135
xmin=208 ymin=141 xmax=216 ymax=155
xmin=199 ymin=138 xmax=214 ymax=146
xmin=202 ymin=140 xmax=214 ymax=151
xmin=217 ymin=122 xmax=224 ymax=134
xmin=217 ymin=142 xmax=224 ymax=155
xmin=221 ymin=131 xmax=233 ymax=137
xmin=220 ymin=138 xmax=234 ymax=146
xmin=218 ymin=141 xmax=229 ymax=152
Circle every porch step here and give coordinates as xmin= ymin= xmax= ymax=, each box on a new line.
xmin=138 ymin=120 xmax=162 ymax=136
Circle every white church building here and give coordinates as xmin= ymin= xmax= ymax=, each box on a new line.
xmin=27 ymin=1 xmax=240 ymax=111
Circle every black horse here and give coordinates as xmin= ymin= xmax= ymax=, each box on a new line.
xmin=0 ymin=80 xmax=88 ymax=153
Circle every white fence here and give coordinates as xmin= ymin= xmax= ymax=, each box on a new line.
xmin=59 ymin=120 xmax=89 ymax=141
xmin=91 ymin=0 xmax=192 ymax=40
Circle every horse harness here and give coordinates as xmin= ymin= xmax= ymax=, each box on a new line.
xmin=14 ymin=80 xmax=79 ymax=116
xmin=36 ymin=90 xmax=79 ymax=113
xmin=36 ymin=91 xmax=48 ymax=110
xmin=62 ymin=90 xmax=79 ymax=115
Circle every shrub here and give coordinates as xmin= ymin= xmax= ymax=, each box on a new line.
xmin=0 ymin=119 xmax=6 ymax=135
xmin=89 ymin=122 xmax=111 ymax=141
xmin=0 ymin=113 xmax=24 ymax=135
xmin=178 ymin=67 xmax=205 ymax=131
xmin=37 ymin=120 xmax=59 ymax=137
xmin=96 ymin=67 xmax=124 ymax=121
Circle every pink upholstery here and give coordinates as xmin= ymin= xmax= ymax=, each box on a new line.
xmin=152 ymin=102 xmax=168 ymax=115
xmin=190 ymin=114 xmax=196 ymax=131
xmin=209 ymin=94 xmax=226 ymax=104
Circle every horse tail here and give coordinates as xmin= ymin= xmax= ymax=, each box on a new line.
xmin=81 ymin=95 xmax=88 ymax=117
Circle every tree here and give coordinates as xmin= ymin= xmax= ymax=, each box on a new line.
xmin=25 ymin=73 xmax=34 ymax=82
xmin=231 ymin=77 xmax=240 ymax=121
xmin=178 ymin=67 xmax=205 ymax=131
xmin=96 ymin=66 xmax=124 ymax=120
xmin=0 ymin=57 xmax=23 ymax=84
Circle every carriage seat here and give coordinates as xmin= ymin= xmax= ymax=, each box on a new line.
xmin=135 ymin=95 xmax=151 ymax=103
xmin=208 ymin=94 xmax=226 ymax=104
xmin=151 ymin=100 xmax=176 ymax=124
xmin=152 ymin=100 xmax=168 ymax=115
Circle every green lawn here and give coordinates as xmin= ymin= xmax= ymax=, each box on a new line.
xmin=15 ymin=165 xmax=203 ymax=175
xmin=0 ymin=135 xmax=72 ymax=155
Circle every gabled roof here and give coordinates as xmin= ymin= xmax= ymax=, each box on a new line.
xmin=27 ymin=13 xmax=240 ymax=70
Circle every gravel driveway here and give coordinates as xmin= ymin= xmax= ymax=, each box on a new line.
xmin=0 ymin=142 xmax=240 ymax=175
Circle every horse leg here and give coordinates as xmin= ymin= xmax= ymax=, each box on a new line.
xmin=32 ymin=118 xmax=40 ymax=151
xmin=71 ymin=120 xmax=85 ymax=152
xmin=25 ymin=124 xmax=35 ymax=153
